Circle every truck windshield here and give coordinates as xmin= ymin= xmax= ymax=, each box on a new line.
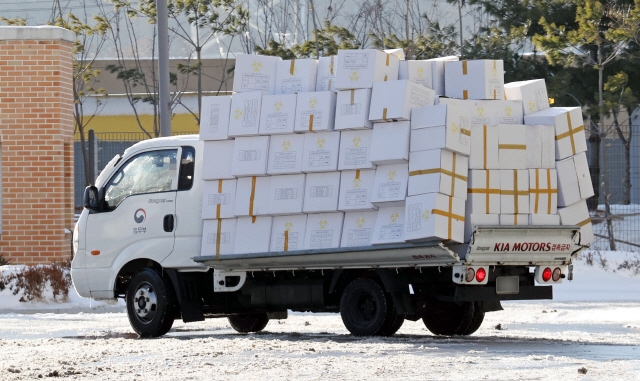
xmin=103 ymin=149 xmax=178 ymax=210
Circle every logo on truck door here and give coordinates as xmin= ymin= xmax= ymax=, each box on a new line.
xmin=134 ymin=209 xmax=146 ymax=224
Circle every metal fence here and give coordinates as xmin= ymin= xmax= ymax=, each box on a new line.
xmin=73 ymin=127 xmax=640 ymax=251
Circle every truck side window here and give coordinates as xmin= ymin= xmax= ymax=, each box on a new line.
xmin=178 ymin=146 xmax=195 ymax=191
xmin=103 ymin=149 xmax=178 ymax=210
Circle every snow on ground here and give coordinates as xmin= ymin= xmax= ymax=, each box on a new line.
xmin=0 ymin=254 xmax=639 ymax=380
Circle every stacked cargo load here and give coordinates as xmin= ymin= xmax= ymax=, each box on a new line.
xmin=198 ymin=52 xmax=594 ymax=258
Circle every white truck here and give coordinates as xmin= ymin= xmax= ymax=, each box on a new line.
xmin=72 ymin=135 xmax=586 ymax=337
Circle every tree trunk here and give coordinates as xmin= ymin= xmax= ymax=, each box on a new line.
xmin=598 ymin=49 xmax=616 ymax=251
xmin=74 ymin=93 xmax=92 ymax=187
xmin=197 ymin=46 xmax=202 ymax=123
xmin=309 ymin=0 xmax=319 ymax=59
xmin=458 ymin=0 xmax=463 ymax=54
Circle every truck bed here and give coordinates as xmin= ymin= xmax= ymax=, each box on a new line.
xmin=194 ymin=225 xmax=584 ymax=271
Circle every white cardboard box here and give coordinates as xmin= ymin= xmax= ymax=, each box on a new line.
xmin=302 ymin=131 xmax=340 ymax=172
xmin=267 ymin=174 xmax=306 ymax=215
xmin=275 ymin=59 xmax=318 ymax=94
xmin=371 ymin=206 xmax=406 ymax=245
xmin=232 ymin=54 xmax=281 ymax=94
xmin=369 ymin=121 xmax=411 ymax=165
xmin=469 ymin=124 xmax=499 ymax=169
xmin=316 ymin=56 xmax=337 ymax=91
xmin=340 ymin=210 xmax=379 ymax=247
xmin=464 ymin=214 xmax=499 ymax=242
xmin=524 ymin=107 xmax=587 ymax=160
xmin=555 ymin=152 xmax=594 ymax=207
xmin=558 ymin=200 xmax=594 ymax=244
xmin=202 ymin=140 xmax=235 ymax=180
xmin=202 ymin=179 xmax=237 ymax=219
xmin=370 ymin=164 xmax=409 ymax=206
xmin=384 ymin=48 xmax=405 ymax=60
xmin=529 ymin=214 xmax=560 ymax=225
xmin=529 ymin=168 xmax=558 ymax=214
xmin=231 ymin=135 xmax=270 ymax=177
xmin=228 ymin=91 xmax=265 ymax=136
xmin=445 ymin=60 xmax=504 ymax=100
xmin=258 ymin=93 xmax=297 ymax=135
xmin=304 ymin=172 xmax=340 ymax=213
xmin=234 ymin=216 xmax=273 ymax=254
xmin=295 ymin=91 xmax=337 ymax=133
xmin=369 ymin=80 xmax=435 ymax=122
xmin=397 ymin=60 xmax=433 ymax=89
xmin=500 ymin=169 xmax=530 ymax=214
xmin=234 ymin=176 xmax=271 ymax=216
xmin=504 ymin=79 xmax=550 ymax=116
xmin=335 ymin=89 xmax=373 ymax=130
xmin=201 ymin=218 xmax=237 ymax=257
xmin=410 ymin=103 xmax=471 ymax=155
xmin=405 ymin=193 xmax=465 ymax=243
xmin=303 ymin=212 xmax=345 ymax=249
xmin=338 ymin=169 xmax=378 ymax=211
xmin=438 ymin=98 xmax=524 ymax=125
xmin=408 ymin=149 xmax=468 ymax=199
xmin=467 ymin=169 xmax=501 ymax=214
xmin=270 ymin=214 xmax=307 ymax=252
xmin=499 ymin=124 xmax=527 ymax=170
xmin=335 ymin=49 xmax=400 ymax=90
xmin=199 ymin=96 xmax=232 ymax=140
xmin=428 ymin=56 xmax=459 ymax=95
xmin=499 ymin=214 xmax=529 ymax=226
xmin=526 ymin=125 xmax=555 ymax=169
xmin=338 ymin=129 xmax=376 ymax=170
xmin=267 ymin=133 xmax=305 ymax=175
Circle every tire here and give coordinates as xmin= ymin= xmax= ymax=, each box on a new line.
xmin=422 ymin=301 xmax=474 ymax=336
xmin=228 ymin=313 xmax=269 ymax=333
xmin=126 ymin=268 xmax=176 ymax=338
xmin=340 ymin=278 xmax=389 ymax=336
xmin=377 ymin=310 xmax=404 ymax=336
xmin=456 ymin=303 xmax=485 ymax=335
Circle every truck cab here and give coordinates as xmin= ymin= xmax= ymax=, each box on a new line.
xmin=72 ymin=135 xmax=205 ymax=300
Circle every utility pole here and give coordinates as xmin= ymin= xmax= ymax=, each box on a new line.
xmin=157 ymin=0 xmax=172 ymax=137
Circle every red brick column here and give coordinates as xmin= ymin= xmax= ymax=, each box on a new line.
xmin=0 ymin=26 xmax=75 ymax=265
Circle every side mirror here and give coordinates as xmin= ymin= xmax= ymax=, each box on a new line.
xmin=83 ymin=186 xmax=100 ymax=211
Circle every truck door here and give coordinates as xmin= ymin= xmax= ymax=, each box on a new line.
xmin=84 ymin=148 xmax=180 ymax=269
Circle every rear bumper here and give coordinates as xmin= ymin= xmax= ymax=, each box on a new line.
xmin=453 ymin=284 xmax=553 ymax=302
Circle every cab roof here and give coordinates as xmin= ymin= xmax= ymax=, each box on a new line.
xmin=123 ymin=134 xmax=200 ymax=157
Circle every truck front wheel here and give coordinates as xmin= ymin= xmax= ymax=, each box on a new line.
xmin=228 ymin=313 xmax=270 ymax=333
xmin=340 ymin=278 xmax=389 ymax=336
xmin=126 ymin=268 xmax=177 ymax=338
xmin=422 ymin=301 xmax=474 ymax=336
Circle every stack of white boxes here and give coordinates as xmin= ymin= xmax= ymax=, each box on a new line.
xmin=199 ymin=53 xmax=595 ymax=258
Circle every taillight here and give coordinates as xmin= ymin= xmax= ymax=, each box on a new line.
xmin=466 ymin=268 xmax=475 ymax=282
xmin=552 ymin=267 xmax=562 ymax=282
xmin=542 ymin=267 xmax=552 ymax=282
xmin=476 ymin=268 xmax=486 ymax=282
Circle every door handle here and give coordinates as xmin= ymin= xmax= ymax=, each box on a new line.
xmin=163 ymin=214 xmax=174 ymax=232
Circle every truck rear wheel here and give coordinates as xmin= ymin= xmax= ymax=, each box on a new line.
xmin=340 ymin=278 xmax=389 ymax=336
xmin=422 ymin=301 xmax=474 ymax=336
xmin=456 ymin=304 xmax=485 ymax=335
xmin=126 ymin=268 xmax=176 ymax=338
xmin=377 ymin=310 xmax=404 ymax=336
xmin=228 ymin=313 xmax=269 ymax=333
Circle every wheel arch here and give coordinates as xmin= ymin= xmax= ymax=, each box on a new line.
xmin=114 ymin=258 xmax=163 ymax=298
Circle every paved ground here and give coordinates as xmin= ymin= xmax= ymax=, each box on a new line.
xmin=1 ymin=301 xmax=639 ymax=380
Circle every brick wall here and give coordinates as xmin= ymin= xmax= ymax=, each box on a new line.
xmin=0 ymin=26 xmax=75 ymax=265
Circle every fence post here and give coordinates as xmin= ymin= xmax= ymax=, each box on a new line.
xmin=88 ymin=129 xmax=96 ymax=185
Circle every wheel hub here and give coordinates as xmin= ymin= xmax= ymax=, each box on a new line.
xmin=133 ymin=283 xmax=157 ymax=322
